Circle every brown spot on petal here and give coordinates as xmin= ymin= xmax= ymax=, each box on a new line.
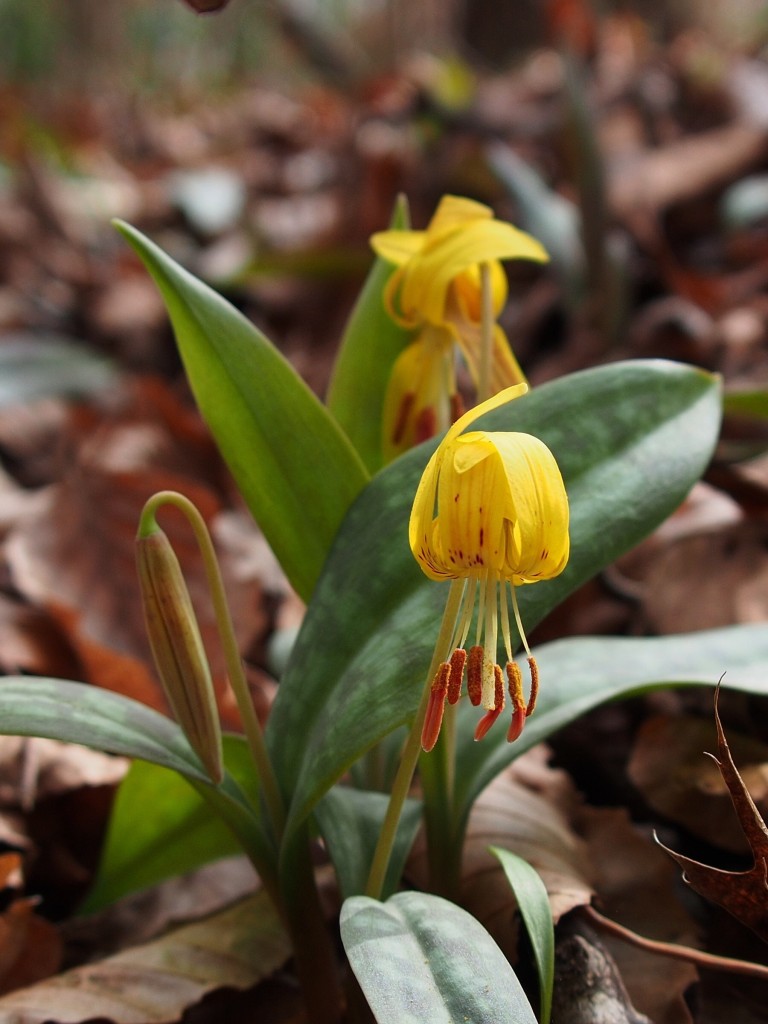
xmin=450 ymin=392 xmax=464 ymax=424
xmin=392 ymin=392 xmax=415 ymax=446
xmin=415 ymin=407 xmax=438 ymax=444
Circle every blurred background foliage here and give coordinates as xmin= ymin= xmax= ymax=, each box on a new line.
xmin=2 ymin=0 xmax=767 ymax=101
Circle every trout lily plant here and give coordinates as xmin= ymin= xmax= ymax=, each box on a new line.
xmin=0 ymin=194 xmax=758 ymax=1024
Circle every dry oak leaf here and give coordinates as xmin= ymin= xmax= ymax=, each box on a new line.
xmin=629 ymin=713 xmax=768 ymax=855
xmin=657 ymin=689 xmax=768 ymax=942
xmin=0 ymin=889 xmax=290 ymax=1024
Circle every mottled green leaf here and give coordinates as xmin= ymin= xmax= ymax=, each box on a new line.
xmin=268 ymin=361 xmax=721 ymax=837
xmin=341 ymin=891 xmax=537 ymax=1024
xmin=315 ymin=786 xmax=421 ymax=900
xmin=492 ymin=847 xmax=554 ymax=1024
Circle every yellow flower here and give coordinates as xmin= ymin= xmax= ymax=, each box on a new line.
xmin=409 ymin=385 xmax=569 ymax=750
xmin=372 ymin=195 xmax=548 ymax=461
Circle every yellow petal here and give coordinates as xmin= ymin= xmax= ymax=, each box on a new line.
xmin=399 ymin=219 xmax=548 ymax=325
xmin=451 ymin=320 xmax=527 ymax=392
xmin=382 ymin=326 xmax=455 ymax=462
xmin=370 ymin=229 xmax=425 ymax=265
xmin=426 ymin=195 xmax=493 ymax=235
xmin=490 ymin=432 xmax=570 ymax=583
xmin=408 ymin=384 xmax=527 ymax=576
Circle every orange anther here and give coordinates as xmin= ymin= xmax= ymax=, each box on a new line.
xmin=526 ymin=656 xmax=539 ymax=716
xmin=467 ymin=645 xmax=484 ymax=706
xmin=447 ymin=648 xmax=467 ymax=705
xmin=421 ymin=663 xmax=450 ymax=752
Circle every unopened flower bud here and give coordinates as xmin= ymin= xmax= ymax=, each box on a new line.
xmin=136 ymin=528 xmax=223 ymax=783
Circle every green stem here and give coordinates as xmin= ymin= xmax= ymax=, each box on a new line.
xmin=139 ymin=491 xmax=286 ymax=842
xmin=479 ymin=262 xmax=494 ymax=403
xmin=365 ymin=580 xmax=464 ymax=899
xmin=282 ymin=827 xmax=345 ymax=1024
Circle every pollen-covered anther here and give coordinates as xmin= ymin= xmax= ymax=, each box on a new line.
xmin=447 ymin=648 xmax=467 ymax=705
xmin=506 ymin=661 xmax=527 ymax=743
xmin=467 ymin=645 xmax=484 ymax=706
xmin=474 ymin=664 xmax=505 ymax=741
xmin=421 ymin=662 xmax=451 ymax=752
xmin=526 ymin=656 xmax=539 ymax=716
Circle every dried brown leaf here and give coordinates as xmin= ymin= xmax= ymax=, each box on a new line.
xmin=580 ymin=809 xmax=699 ymax=1024
xmin=658 ymin=689 xmax=768 ymax=942
xmin=0 ymin=890 xmax=290 ymax=1024
xmin=3 ymin=379 xmax=269 ymax=727
xmin=629 ymin=714 xmax=768 ymax=854
xmin=0 ymin=854 xmax=62 ymax=996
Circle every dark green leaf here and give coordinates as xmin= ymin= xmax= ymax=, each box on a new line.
xmin=341 ymin=891 xmax=538 ymax=1024
xmin=267 ymin=360 xmax=721 ymax=837
xmin=491 ymin=847 xmax=554 ymax=1024
xmin=0 ymin=680 xmax=274 ymax=890
xmin=453 ymin=623 xmax=768 ymax=828
xmin=115 ymin=220 xmax=369 ymax=601
xmin=315 ymin=786 xmax=421 ymax=900
xmin=0 ymin=677 xmax=207 ymax=778
xmin=326 ymin=195 xmax=411 ymax=474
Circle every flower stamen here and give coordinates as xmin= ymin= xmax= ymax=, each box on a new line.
xmin=422 ymin=661 xmax=451 ymax=752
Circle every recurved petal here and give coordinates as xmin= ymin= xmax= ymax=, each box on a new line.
xmin=426 ymin=195 xmax=493 ymax=235
xmin=370 ymin=229 xmax=425 ymax=265
xmin=400 ymin=219 xmax=548 ymax=324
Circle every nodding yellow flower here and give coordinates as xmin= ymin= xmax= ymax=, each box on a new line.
xmin=409 ymin=385 xmax=569 ymax=751
xmin=371 ymin=195 xmax=548 ymax=461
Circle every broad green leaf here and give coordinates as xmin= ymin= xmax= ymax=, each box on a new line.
xmin=0 ymin=679 xmax=274 ymax=884
xmin=0 ymin=677 xmax=207 ymax=779
xmin=0 ymin=890 xmax=289 ymax=1024
xmin=341 ymin=891 xmax=538 ymax=1024
xmin=268 ymin=360 xmax=721 ymax=837
xmin=0 ymin=334 xmax=117 ymax=408
xmin=115 ymin=221 xmax=369 ymax=601
xmin=453 ymin=623 xmax=768 ymax=830
xmin=81 ymin=735 xmax=256 ymax=913
xmin=315 ymin=787 xmax=422 ymax=900
xmin=491 ymin=848 xmax=554 ymax=1024
xmin=326 ymin=196 xmax=412 ymax=474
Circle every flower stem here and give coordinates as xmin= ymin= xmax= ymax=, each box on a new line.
xmin=479 ymin=261 xmax=494 ymax=403
xmin=139 ymin=491 xmax=286 ymax=842
xmin=365 ymin=580 xmax=464 ymax=899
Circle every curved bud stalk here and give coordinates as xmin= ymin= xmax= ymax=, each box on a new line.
xmin=136 ymin=491 xmax=285 ymax=842
xmin=136 ymin=528 xmax=223 ymax=784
